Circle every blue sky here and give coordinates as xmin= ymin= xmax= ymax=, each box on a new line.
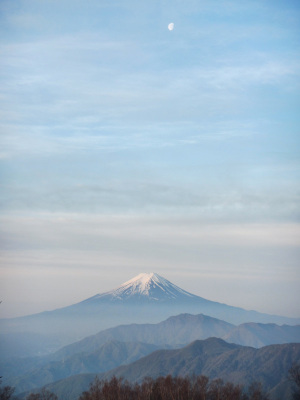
xmin=0 ymin=0 xmax=299 ymax=318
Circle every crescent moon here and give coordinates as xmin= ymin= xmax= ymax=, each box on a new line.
xmin=168 ymin=23 xmax=174 ymax=31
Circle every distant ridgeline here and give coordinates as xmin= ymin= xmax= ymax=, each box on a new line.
xmin=1 ymin=273 xmax=299 ymax=354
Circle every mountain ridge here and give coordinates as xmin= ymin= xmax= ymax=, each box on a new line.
xmin=101 ymin=338 xmax=300 ymax=397
xmin=2 ymin=312 xmax=299 ymax=394
xmin=1 ymin=272 xmax=299 ymax=358
xmin=18 ymin=339 xmax=300 ymax=400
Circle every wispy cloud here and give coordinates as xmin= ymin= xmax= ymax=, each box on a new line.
xmin=1 ymin=172 xmax=299 ymax=222
xmin=1 ymin=212 xmax=299 ymax=317
xmin=0 ymin=0 xmax=299 ymax=319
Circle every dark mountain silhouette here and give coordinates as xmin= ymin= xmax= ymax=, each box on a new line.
xmin=101 ymin=338 xmax=300 ymax=399
xmin=18 ymin=339 xmax=300 ymax=400
xmin=3 ymin=312 xmax=300 ymax=395
xmin=102 ymin=338 xmax=300 ymax=383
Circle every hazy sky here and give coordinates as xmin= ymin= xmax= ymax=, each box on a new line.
xmin=0 ymin=0 xmax=299 ymax=318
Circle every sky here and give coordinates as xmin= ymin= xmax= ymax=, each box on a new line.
xmin=0 ymin=0 xmax=299 ymax=319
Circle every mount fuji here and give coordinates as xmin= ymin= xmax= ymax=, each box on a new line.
xmin=1 ymin=272 xmax=299 ymax=356
xmin=80 ymin=272 xmax=198 ymax=304
xmin=74 ymin=272 xmax=299 ymax=326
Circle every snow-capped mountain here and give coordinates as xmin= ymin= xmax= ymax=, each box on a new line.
xmin=52 ymin=272 xmax=300 ymax=329
xmin=85 ymin=273 xmax=198 ymax=303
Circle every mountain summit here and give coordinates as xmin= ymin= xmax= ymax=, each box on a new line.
xmin=88 ymin=272 xmax=197 ymax=303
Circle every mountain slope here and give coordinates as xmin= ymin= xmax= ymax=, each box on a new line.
xmin=5 ymin=313 xmax=299 ymax=394
xmin=103 ymin=338 xmax=300 ymax=397
xmin=7 ymin=341 xmax=162 ymax=394
xmin=3 ymin=313 xmax=232 ymax=387
xmin=20 ymin=373 xmax=98 ymax=400
xmin=53 ymin=313 xmax=235 ymax=359
xmin=54 ymin=313 xmax=300 ymax=361
xmin=84 ymin=272 xmax=198 ymax=303
xmin=224 ymin=322 xmax=300 ymax=347
xmin=21 ymin=339 xmax=300 ymax=400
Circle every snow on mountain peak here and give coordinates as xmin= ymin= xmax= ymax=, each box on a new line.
xmin=120 ymin=273 xmax=163 ymax=295
xmin=93 ymin=272 xmax=196 ymax=302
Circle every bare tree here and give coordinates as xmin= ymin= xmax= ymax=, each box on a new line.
xmin=77 ymin=374 xmax=273 ymax=400
xmin=79 ymin=377 xmax=104 ymax=400
xmin=26 ymin=388 xmax=58 ymax=400
xmin=289 ymin=364 xmax=300 ymax=400
xmin=247 ymin=382 xmax=269 ymax=400
xmin=0 ymin=380 xmax=15 ymax=400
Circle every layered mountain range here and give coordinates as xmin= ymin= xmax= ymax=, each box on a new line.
xmin=2 ymin=312 xmax=300 ymax=396
xmin=16 ymin=339 xmax=300 ymax=400
xmin=1 ymin=273 xmax=300 ymax=400
xmin=1 ymin=273 xmax=299 ymax=349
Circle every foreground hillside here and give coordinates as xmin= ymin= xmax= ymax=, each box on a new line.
xmin=102 ymin=338 xmax=300 ymax=389
xmin=19 ymin=338 xmax=300 ymax=400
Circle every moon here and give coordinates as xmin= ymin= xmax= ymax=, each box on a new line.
xmin=168 ymin=22 xmax=174 ymax=31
